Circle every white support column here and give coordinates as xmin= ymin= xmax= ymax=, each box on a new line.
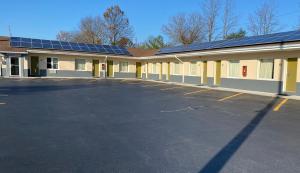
xmin=146 ymin=62 xmax=148 ymax=79
xmin=175 ymin=55 xmax=184 ymax=83
xmin=104 ymin=56 xmax=108 ymax=78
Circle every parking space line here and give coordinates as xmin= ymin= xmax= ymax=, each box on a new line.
xmin=273 ymin=98 xmax=288 ymax=112
xmin=120 ymin=79 xmax=130 ymax=83
xmin=143 ymin=84 xmax=166 ymax=88
xmin=218 ymin=92 xmax=244 ymax=102
xmin=126 ymin=82 xmax=142 ymax=85
xmin=0 ymin=103 xmax=6 ymax=105
xmin=184 ymin=89 xmax=210 ymax=96
xmin=0 ymin=94 xmax=8 ymax=97
xmin=160 ymin=86 xmax=184 ymax=91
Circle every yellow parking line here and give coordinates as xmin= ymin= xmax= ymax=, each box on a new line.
xmin=160 ymin=86 xmax=183 ymax=91
xmin=273 ymin=98 xmax=288 ymax=112
xmin=218 ymin=92 xmax=244 ymax=102
xmin=184 ymin=89 xmax=210 ymax=96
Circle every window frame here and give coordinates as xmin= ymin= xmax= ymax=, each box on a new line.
xmin=47 ymin=57 xmax=59 ymax=70
xmin=189 ymin=61 xmax=198 ymax=76
xmin=258 ymin=58 xmax=275 ymax=80
xmin=227 ymin=60 xmax=240 ymax=78
xmin=119 ymin=61 xmax=129 ymax=73
xmin=75 ymin=58 xmax=86 ymax=71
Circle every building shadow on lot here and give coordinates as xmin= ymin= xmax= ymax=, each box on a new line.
xmin=198 ymin=96 xmax=280 ymax=173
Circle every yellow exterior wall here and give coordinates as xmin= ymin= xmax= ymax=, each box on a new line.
xmin=28 ymin=53 xmax=105 ymax=72
xmin=207 ymin=61 xmax=215 ymax=77
xmin=297 ymin=58 xmax=300 ymax=82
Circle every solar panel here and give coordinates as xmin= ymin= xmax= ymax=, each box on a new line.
xmin=9 ymin=37 xmax=132 ymax=56
xmin=157 ymin=30 xmax=300 ymax=55
xmin=10 ymin=42 xmax=20 ymax=47
xmin=32 ymin=42 xmax=43 ymax=48
xmin=42 ymin=44 xmax=52 ymax=49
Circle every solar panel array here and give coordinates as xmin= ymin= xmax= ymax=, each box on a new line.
xmin=10 ymin=37 xmax=132 ymax=56
xmin=157 ymin=30 xmax=300 ymax=55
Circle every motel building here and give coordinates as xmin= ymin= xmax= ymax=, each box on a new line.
xmin=0 ymin=30 xmax=300 ymax=96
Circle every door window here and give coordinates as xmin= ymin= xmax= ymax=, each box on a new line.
xmin=10 ymin=57 xmax=19 ymax=76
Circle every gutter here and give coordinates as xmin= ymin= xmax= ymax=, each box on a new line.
xmin=26 ymin=49 xmax=140 ymax=60
xmin=0 ymin=51 xmax=28 ymax=54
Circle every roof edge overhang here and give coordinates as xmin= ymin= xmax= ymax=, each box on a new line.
xmin=27 ymin=49 xmax=141 ymax=60
xmin=141 ymin=42 xmax=300 ymax=60
xmin=0 ymin=51 xmax=28 ymax=54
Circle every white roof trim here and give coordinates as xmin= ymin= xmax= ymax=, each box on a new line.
xmin=140 ymin=43 xmax=300 ymax=60
xmin=27 ymin=49 xmax=141 ymax=60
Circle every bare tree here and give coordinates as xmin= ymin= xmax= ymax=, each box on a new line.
xmin=76 ymin=16 xmax=106 ymax=44
xmin=202 ymin=0 xmax=220 ymax=42
xmin=162 ymin=13 xmax=205 ymax=45
xmin=56 ymin=16 xmax=106 ymax=44
xmin=103 ymin=5 xmax=134 ymax=46
xmin=248 ymin=1 xmax=280 ymax=36
xmin=56 ymin=31 xmax=74 ymax=41
xmin=222 ymin=0 xmax=237 ymax=39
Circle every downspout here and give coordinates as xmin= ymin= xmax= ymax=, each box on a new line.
xmin=174 ymin=55 xmax=184 ymax=83
xmin=104 ymin=56 xmax=108 ymax=78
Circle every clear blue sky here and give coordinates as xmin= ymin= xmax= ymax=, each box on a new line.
xmin=0 ymin=0 xmax=299 ymax=43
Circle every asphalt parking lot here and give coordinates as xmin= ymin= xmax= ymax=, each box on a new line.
xmin=0 ymin=78 xmax=300 ymax=173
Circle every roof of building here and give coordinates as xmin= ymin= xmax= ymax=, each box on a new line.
xmin=156 ymin=30 xmax=300 ymax=55
xmin=0 ymin=36 xmax=27 ymax=53
xmin=7 ymin=37 xmax=132 ymax=56
xmin=127 ymin=48 xmax=158 ymax=57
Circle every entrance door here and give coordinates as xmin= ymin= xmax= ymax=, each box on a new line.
xmin=93 ymin=60 xmax=100 ymax=77
xmin=107 ymin=60 xmax=113 ymax=77
xmin=10 ymin=57 xmax=19 ymax=76
xmin=31 ymin=56 xmax=39 ymax=76
xmin=202 ymin=61 xmax=208 ymax=84
xmin=167 ymin=62 xmax=170 ymax=80
xmin=136 ymin=62 xmax=142 ymax=78
xmin=286 ymin=58 xmax=298 ymax=92
xmin=215 ymin=61 xmax=221 ymax=86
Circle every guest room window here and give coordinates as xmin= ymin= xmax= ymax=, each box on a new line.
xmin=119 ymin=62 xmax=129 ymax=72
xmin=228 ymin=60 xmax=240 ymax=77
xmin=75 ymin=59 xmax=86 ymax=71
xmin=47 ymin=57 xmax=58 ymax=69
xmin=190 ymin=61 xmax=198 ymax=76
xmin=259 ymin=59 xmax=274 ymax=79
xmin=174 ymin=62 xmax=181 ymax=75
xmin=152 ymin=63 xmax=157 ymax=74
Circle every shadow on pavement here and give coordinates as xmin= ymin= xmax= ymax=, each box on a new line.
xmin=198 ymin=96 xmax=280 ymax=173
